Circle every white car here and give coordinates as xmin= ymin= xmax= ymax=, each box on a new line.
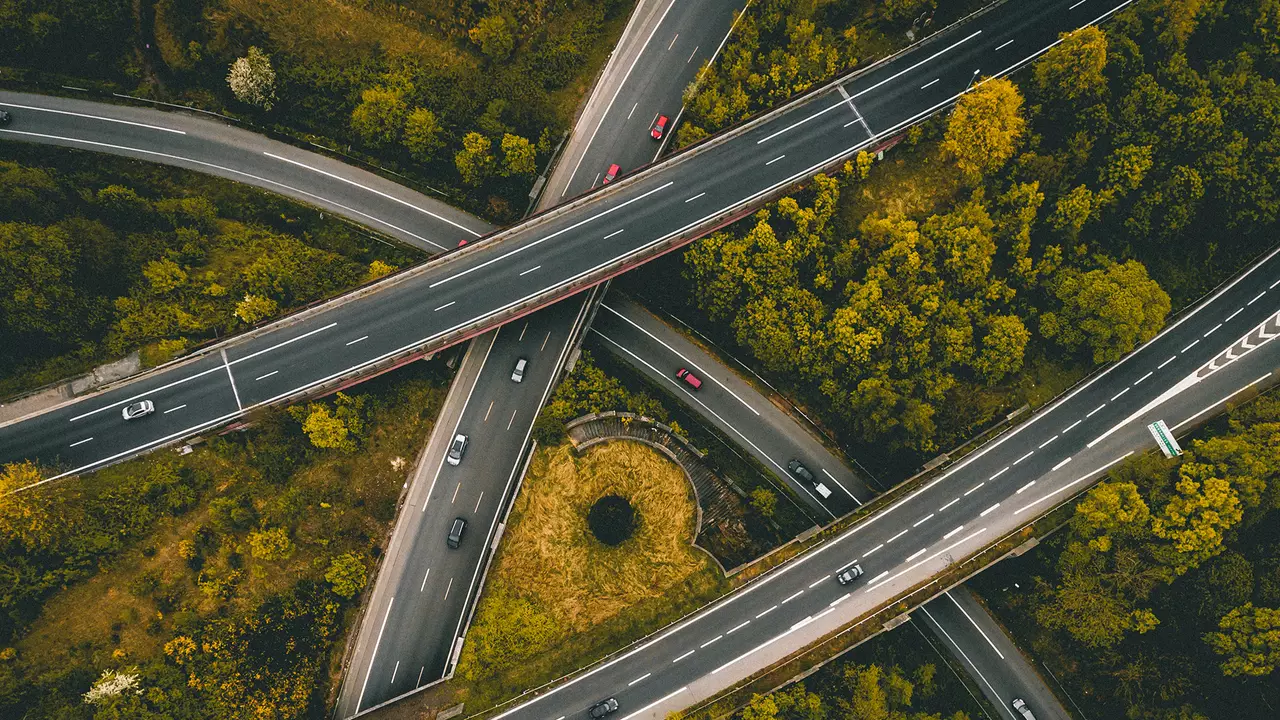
xmin=1012 ymin=699 xmax=1037 ymax=720
xmin=835 ymin=563 xmax=864 ymax=585
xmin=121 ymin=400 xmax=155 ymax=420
xmin=511 ymin=357 xmax=528 ymax=383
xmin=446 ymin=433 xmax=469 ymax=465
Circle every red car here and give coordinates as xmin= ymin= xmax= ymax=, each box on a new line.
xmin=651 ymin=114 xmax=669 ymax=140
xmin=676 ymin=368 xmax=702 ymax=390
xmin=603 ymin=163 xmax=620 ymax=184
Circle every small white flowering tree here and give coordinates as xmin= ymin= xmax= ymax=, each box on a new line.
xmin=227 ymin=46 xmax=277 ymax=110
xmin=83 ymin=668 xmax=142 ymax=705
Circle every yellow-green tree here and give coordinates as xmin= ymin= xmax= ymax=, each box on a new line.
xmin=1151 ymin=462 xmax=1243 ymax=574
xmin=0 ymin=461 xmax=52 ymax=549
xmin=469 ymin=15 xmax=515 ymax=60
xmin=1039 ymin=260 xmax=1171 ymax=363
xmin=325 ymin=551 xmax=368 ymax=598
xmin=298 ymin=404 xmax=353 ymax=452
xmin=501 ymin=133 xmax=537 ymax=177
xmin=1205 ymin=603 xmax=1280 ymax=676
xmin=248 ymin=526 xmax=294 ymax=560
xmin=403 ymin=107 xmax=445 ymax=162
xmin=233 ymin=293 xmax=277 ymax=325
xmin=1033 ymin=27 xmax=1108 ymax=102
xmin=455 ymin=132 xmax=496 ymax=186
xmin=351 ymin=86 xmax=408 ymax=148
xmin=941 ymin=77 xmax=1026 ymax=182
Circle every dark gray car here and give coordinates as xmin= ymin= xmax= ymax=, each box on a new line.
xmin=588 ymin=698 xmax=619 ymax=718
xmin=446 ymin=517 xmax=467 ymax=549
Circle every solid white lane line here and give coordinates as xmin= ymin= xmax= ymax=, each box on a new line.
xmin=685 ymin=192 xmax=706 ymax=203
xmin=995 ymin=39 xmax=1015 ymax=50
xmin=1014 ymin=453 xmax=1135 ymax=515
xmin=354 ymin=597 xmax=394 ymax=713
xmin=616 ymin=687 xmax=688 ymax=720
xmin=263 ymin=152 xmax=481 ymax=239
xmin=866 ymin=529 xmax=987 ymax=592
xmin=865 ymin=543 xmax=885 ymax=556
xmin=920 ymin=606 xmax=1008 ymax=717
xmin=230 ymin=322 xmax=339 ymax=366
xmin=1017 ymin=481 xmax=1035 ymax=494
xmin=519 ymin=265 xmax=542 ymax=276
xmin=888 ymin=529 xmax=910 ymax=543
xmin=673 ymin=650 xmax=695 ymax=663
xmin=765 ymin=154 xmax=786 ymax=165
xmin=1171 ymin=373 xmax=1272 ymax=432
xmin=869 ymin=571 xmax=890 ymax=585
xmin=346 ymin=336 xmax=369 ymax=346
xmin=822 ymin=468 xmax=862 ymax=504
xmin=906 ymin=548 xmax=927 ymax=562
xmin=1015 ymin=451 xmax=1033 ymax=464
xmin=435 ymin=301 xmax=455 ymax=311
xmin=69 ymin=437 xmax=94 ymax=448
xmin=1063 ymin=419 xmax=1083 ymax=433
xmin=599 ymin=304 xmax=761 ymax=415
xmin=944 ymin=525 xmax=965 ymax=539
xmin=963 ymin=482 xmax=984 ymax=496
xmin=1111 ymin=387 xmax=1129 ymax=401
xmin=668 ymin=33 xmax=679 ymax=50
xmin=729 ymin=620 xmax=751 ymax=634
xmin=688 ymin=46 xmax=700 ymax=63
xmin=782 ymin=590 xmax=804 ymax=604
xmin=3 ymin=102 xmax=186 ymax=133
xmin=255 ymin=370 xmax=278 ymax=381
xmin=1086 ymin=404 xmax=1106 ymax=417
xmin=163 ymin=405 xmax=186 ymax=414
xmin=629 ymin=672 xmax=651 ymax=686
xmin=1182 ymin=339 xmax=1200 ymax=352
xmin=221 ymin=349 xmax=243 ymax=411
xmin=1204 ymin=323 xmax=1223 ymax=337
xmin=947 ymin=591 xmax=1005 ymax=659
xmin=913 ymin=513 xmax=934 ymax=527
xmin=920 ymin=78 xmax=940 ymax=89
xmin=1249 ymin=291 xmax=1266 ymax=305
xmin=2 ymin=129 xmax=449 ymax=249
xmin=756 ymin=605 xmax=778 ymax=619
xmin=432 ymin=180 xmax=674 ymax=289
xmin=1052 ymin=457 xmax=1072 ymax=471
xmin=558 ymin=0 xmax=679 ymax=195
xmin=391 ymin=660 xmax=399 ymax=684
xmin=700 ymin=635 xmax=723 ymax=648
xmin=1134 ymin=371 xmax=1153 ymax=385
xmin=989 ymin=467 xmax=1009 ymax=480
xmin=1226 ymin=308 xmax=1244 ymax=322
xmin=809 ymin=578 xmax=827 ymax=589
xmin=604 ymin=229 xmax=625 ymax=239
xmin=938 ymin=498 xmax=960 ymax=512
xmin=830 ymin=593 xmax=850 ymax=607
xmin=421 ymin=569 xmax=430 ymax=592
xmin=1038 ymin=435 xmax=1058 ymax=449
xmin=980 ymin=504 xmax=999 ymax=517
xmin=1158 ymin=355 xmax=1177 ymax=369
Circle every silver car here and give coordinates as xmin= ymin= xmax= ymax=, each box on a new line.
xmin=835 ymin=563 xmax=864 ymax=585
xmin=121 ymin=400 xmax=155 ymax=420
xmin=511 ymin=357 xmax=528 ymax=383
xmin=446 ymin=433 xmax=469 ymax=465
xmin=1012 ymin=699 xmax=1036 ymax=720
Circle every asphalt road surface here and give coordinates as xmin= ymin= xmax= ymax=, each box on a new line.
xmin=0 ymin=0 xmax=1117 ymax=483
xmin=476 ymin=242 xmax=1280 ymax=720
xmin=590 ymin=295 xmax=867 ymax=520
xmin=918 ymin=587 xmax=1071 ymax=720
xmin=337 ymin=1 xmax=743 ymax=714
xmin=0 ymin=90 xmax=485 ymax=252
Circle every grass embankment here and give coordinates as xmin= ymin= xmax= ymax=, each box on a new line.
xmin=0 ymin=361 xmax=449 ymax=718
xmin=455 ymin=441 xmax=727 ymax=707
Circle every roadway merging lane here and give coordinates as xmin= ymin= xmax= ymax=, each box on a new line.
xmin=2 ymin=0 xmax=1126 ymax=485
xmin=479 ymin=243 xmax=1280 ymax=720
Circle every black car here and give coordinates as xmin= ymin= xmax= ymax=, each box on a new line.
xmin=787 ymin=459 xmax=815 ymax=484
xmin=589 ymin=698 xmax=619 ymax=719
xmin=446 ymin=517 xmax=467 ymax=549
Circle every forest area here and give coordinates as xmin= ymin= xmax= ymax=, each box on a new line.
xmin=0 ymin=362 xmax=450 ymax=718
xmin=614 ymin=0 xmax=1280 ymax=477
xmin=0 ymin=144 xmax=419 ymax=398
xmin=0 ymin=0 xmax=633 ymax=220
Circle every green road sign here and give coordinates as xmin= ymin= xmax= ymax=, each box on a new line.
xmin=1147 ymin=419 xmax=1183 ymax=458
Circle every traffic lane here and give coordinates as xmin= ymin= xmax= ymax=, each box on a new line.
xmin=574 ymin=0 xmax=741 ymax=194
xmin=351 ymin=301 xmax=585 ymax=712
xmin=919 ymin=588 xmax=1071 ymax=720
xmin=490 ymin=274 xmax=1280 ymax=720
xmin=589 ymin=306 xmax=859 ymax=519
xmin=0 ymin=90 xmax=489 ymax=249
xmin=0 ymin=0 xmax=1144 ymax=479
xmin=598 ymin=297 xmax=868 ymax=504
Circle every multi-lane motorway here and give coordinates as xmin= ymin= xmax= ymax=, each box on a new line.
xmin=484 ymin=242 xmax=1280 ymax=720
xmin=1 ymin=0 xmax=1120 ymax=485
xmin=336 ymin=1 xmax=744 ymax=714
